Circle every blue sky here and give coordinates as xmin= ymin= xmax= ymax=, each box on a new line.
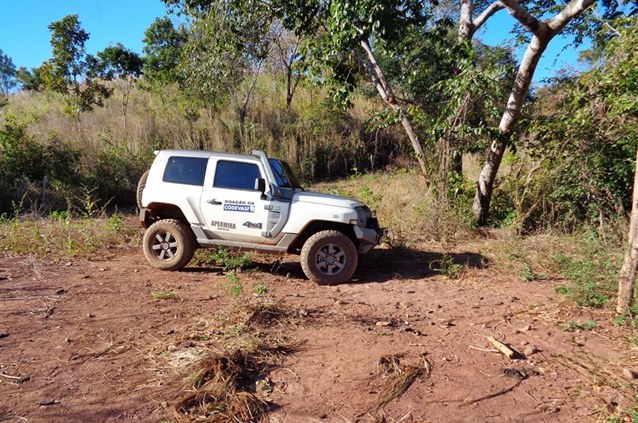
xmin=0 ymin=1 xmax=587 ymax=83
xmin=0 ymin=0 xmax=170 ymax=70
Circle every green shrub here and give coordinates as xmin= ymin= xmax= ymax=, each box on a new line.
xmin=553 ymin=232 xmax=618 ymax=308
xmin=0 ymin=119 xmax=82 ymax=214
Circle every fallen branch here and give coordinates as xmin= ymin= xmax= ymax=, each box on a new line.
xmin=0 ymin=373 xmax=30 ymax=384
xmin=487 ymin=336 xmax=516 ymax=359
xmin=469 ymin=345 xmax=498 ymax=353
xmin=460 ymin=379 xmax=523 ymax=406
xmin=70 ymin=344 xmax=129 ymax=363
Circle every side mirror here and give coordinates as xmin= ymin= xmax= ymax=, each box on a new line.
xmin=254 ymin=178 xmax=266 ymax=193
xmin=255 ymin=178 xmax=267 ymax=199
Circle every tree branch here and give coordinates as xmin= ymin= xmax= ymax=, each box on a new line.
xmin=547 ymin=0 xmax=597 ymax=33
xmin=499 ymin=0 xmax=543 ymax=34
xmin=359 ymin=38 xmax=395 ymax=104
xmin=473 ymin=1 xmax=505 ymax=32
xmin=358 ymin=36 xmax=429 ymax=182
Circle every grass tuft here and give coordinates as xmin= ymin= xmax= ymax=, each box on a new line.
xmin=372 ymin=354 xmax=432 ymax=409
xmin=163 ymin=298 xmax=303 ymax=422
xmin=175 ymin=350 xmax=269 ymax=423
xmin=151 ymin=290 xmax=177 ymax=301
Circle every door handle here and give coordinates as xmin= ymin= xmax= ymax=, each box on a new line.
xmin=207 ymin=199 xmax=222 ymax=205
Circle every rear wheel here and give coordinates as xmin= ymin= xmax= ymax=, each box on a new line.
xmin=143 ymin=219 xmax=195 ymax=270
xmin=300 ymin=230 xmax=358 ymax=285
xmin=136 ymin=170 xmax=149 ymax=210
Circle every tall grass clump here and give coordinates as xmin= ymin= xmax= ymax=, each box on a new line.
xmin=0 ymin=210 xmax=138 ymax=259
xmin=312 ymin=169 xmax=475 ymax=246
xmin=552 ymin=230 xmax=620 ymax=308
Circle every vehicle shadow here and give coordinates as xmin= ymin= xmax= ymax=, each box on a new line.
xmin=245 ymin=247 xmax=488 ymax=285
xmin=354 ymin=247 xmax=488 ymax=284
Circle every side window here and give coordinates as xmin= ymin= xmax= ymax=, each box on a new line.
xmin=214 ymin=160 xmax=261 ymax=190
xmin=163 ymin=156 xmax=208 ymax=186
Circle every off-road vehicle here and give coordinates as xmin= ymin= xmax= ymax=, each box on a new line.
xmin=138 ymin=149 xmax=385 ymax=284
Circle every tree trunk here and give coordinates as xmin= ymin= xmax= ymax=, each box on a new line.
xmin=472 ymin=31 xmax=550 ymax=224
xmin=359 ymin=38 xmax=430 ymax=183
xmin=617 ymin=146 xmax=638 ymax=313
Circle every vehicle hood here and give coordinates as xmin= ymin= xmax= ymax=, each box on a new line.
xmin=292 ymin=191 xmax=364 ymax=209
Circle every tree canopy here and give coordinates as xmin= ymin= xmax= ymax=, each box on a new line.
xmin=0 ymin=49 xmax=16 ymax=100
xmin=43 ymin=15 xmax=111 ymax=118
xmin=142 ymin=17 xmax=188 ymax=85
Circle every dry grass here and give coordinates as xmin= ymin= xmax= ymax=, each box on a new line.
xmin=372 ymin=354 xmax=432 ymax=410
xmin=473 ymin=228 xmax=623 ymax=286
xmin=4 ymin=73 xmax=400 ymax=187
xmin=175 ymin=350 xmax=269 ymax=423
xmin=312 ymin=171 xmax=474 ymax=246
xmin=159 ymin=298 xmax=304 ymax=422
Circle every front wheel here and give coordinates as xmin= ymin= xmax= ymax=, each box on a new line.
xmin=300 ymin=230 xmax=358 ymax=285
xmin=142 ymin=219 xmax=195 ymax=270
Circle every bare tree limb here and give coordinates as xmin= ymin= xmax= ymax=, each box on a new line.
xmin=473 ymin=1 xmax=505 ymax=33
xmin=547 ymin=0 xmax=597 ymax=32
xmin=499 ymin=0 xmax=543 ymax=34
xmin=472 ymin=0 xmax=598 ymax=224
xmin=359 ymin=37 xmax=396 ymax=104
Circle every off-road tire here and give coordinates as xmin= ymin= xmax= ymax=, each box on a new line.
xmin=143 ymin=219 xmax=195 ymax=270
xmin=300 ymin=230 xmax=358 ymax=285
xmin=136 ymin=170 xmax=149 ymax=210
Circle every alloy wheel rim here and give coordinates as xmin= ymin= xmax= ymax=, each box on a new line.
xmin=151 ymin=232 xmax=178 ymax=260
xmin=315 ymin=243 xmax=346 ymax=275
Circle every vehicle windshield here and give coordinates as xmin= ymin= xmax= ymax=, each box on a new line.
xmin=269 ymin=159 xmax=303 ymax=189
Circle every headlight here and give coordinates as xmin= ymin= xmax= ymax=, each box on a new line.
xmin=355 ymin=206 xmax=372 ymax=226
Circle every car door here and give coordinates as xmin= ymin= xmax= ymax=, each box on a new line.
xmin=200 ymin=158 xmax=269 ymax=243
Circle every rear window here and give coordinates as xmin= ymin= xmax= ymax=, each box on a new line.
xmin=163 ymin=156 xmax=208 ymax=186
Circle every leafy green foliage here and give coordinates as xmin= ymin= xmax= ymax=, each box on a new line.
xmin=15 ymin=66 xmax=44 ymax=91
xmin=561 ymin=320 xmax=598 ymax=332
xmin=519 ymin=17 xmax=638 ymax=229
xmin=429 ymin=253 xmax=463 ymax=279
xmin=142 ymin=17 xmax=187 ymax=86
xmin=210 ymin=247 xmax=254 ymax=272
xmin=0 ymin=117 xmax=82 ymax=213
xmin=97 ymin=43 xmax=144 ymax=123
xmin=98 ymin=44 xmax=143 ymax=81
xmin=43 ymin=15 xmax=111 ymax=118
xmin=85 ymin=140 xmax=147 ymax=206
xmin=254 ymin=282 xmax=268 ymax=295
xmin=553 ymin=232 xmax=618 ymax=308
xmin=178 ymin=4 xmax=263 ymax=107
xmin=290 ymin=0 xmax=430 ymax=107
xmin=226 ymin=271 xmax=243 ymax=297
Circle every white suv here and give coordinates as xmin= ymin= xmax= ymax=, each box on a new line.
xmin=138 ymin=149 xmax=384 ymax=284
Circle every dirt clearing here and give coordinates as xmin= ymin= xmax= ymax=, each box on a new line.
xmin=1 ymin=242 xmax=636 ymax=422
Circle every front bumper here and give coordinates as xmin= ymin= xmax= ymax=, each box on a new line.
xmin=354 ymin=224 xmax=387 ymax=254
